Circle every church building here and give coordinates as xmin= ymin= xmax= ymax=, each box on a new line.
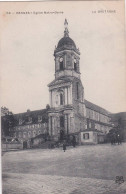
xmin=2 ymin=20 xmax=112 ymax=145
xmin=47 ymin=19 xmax=111 ymax=144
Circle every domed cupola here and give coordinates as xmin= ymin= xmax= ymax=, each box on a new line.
xmin=54 ymin=19 xmax=80 ymax=55
xmin=57 ymin=37 xmax=76 ymax=51
xmin=54 ymin=19 xmax=81 ymax=80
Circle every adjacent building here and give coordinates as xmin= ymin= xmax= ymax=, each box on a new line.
xmin=8 ymin=109 xmax=48 ymax=143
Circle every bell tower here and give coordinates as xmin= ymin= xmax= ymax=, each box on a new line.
xmin=48 ymin=19 xmax=86 ymax=142
xmin=54 ymin=19 xmax=80 ymax=80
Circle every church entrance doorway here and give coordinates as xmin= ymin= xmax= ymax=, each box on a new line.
xmin=60 ymin=129 xmax=65 ymax=141
xmin=60 ymin=116 xmax=65 ymax=140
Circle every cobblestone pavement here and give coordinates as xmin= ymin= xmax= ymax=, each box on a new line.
xmin=2 ymin=172 xmax=126 ymax=194
xmin=2 ymin=144 xmax=126 ymax=194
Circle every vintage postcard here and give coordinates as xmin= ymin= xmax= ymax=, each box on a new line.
xmin=0 ymin=1 xmax=126 ymax=194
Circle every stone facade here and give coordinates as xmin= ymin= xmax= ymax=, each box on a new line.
xmin=47 ymin=20 xmax=112 ymax=144
xmin=9 ymin=109 xmax=48 ymax=143
xmin=48 ymin=20 xmax=86 ymax=142
xmin=85 ymin=100 xmax=111 ymax=134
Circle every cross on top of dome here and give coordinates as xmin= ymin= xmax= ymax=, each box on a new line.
xmin=64 ymin=19 xmax=69 ymax=37
xmin=54 ymin=19 xmax=80 ymax=55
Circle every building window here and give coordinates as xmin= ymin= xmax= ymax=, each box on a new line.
xmin=95 ymin=124 xmax=97 ymax=129
xmin=91 ymin=111 xmax=93 ymax=119
xmin=60 ymin=116 xmax=64 ymax=127
xmin=28 ymin=131 xmax=31 ymax=137
xmin=19 ymin=119 xmax=23 ymax=125
xmin=59 ymin=57 xmax=63 ymax=71
xmin=38 ymin=115 xmax=42 ymax=122
xmin=95 ymin=112 xmax=98 ymax=121
xmin=55 ymin=94 xmax=59 ymax=105
xmin=83 ymin=133 xmax=89 ymax=139
xmin=23 ymin=133 xmax=26 ymax=138
xmin=19 ymin=132 xmax=22 ymax=138
xmin=76 ymin=82 xmax=79 ymax=99
xmin=28 ymin=117 xmax=32 ymax=123
xmin=89 ymin=122 xmax=91 ymax=128
xmin=87 ymin=109 xmax=89 ymax=118
xmin=92 ymin=111 xmax=94 ymax=119
xmin=33 ymin=131 xmax=36 ymax=137
xmin=74 ymin=59 xmax=77 ymax=71
xmin=60 ymin=93 xmax=63 ymax=105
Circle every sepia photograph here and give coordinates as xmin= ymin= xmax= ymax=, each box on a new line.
xmin=0 ymin=1 xmax=126 ymax=193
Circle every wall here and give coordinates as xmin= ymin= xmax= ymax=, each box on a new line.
xmin=55 ymin=50 xmax=80 ymax=79
xmin=2 ymin=143 xmax=23 ymax=151
xmin=86 ymin=107 xmax=111 ymax=134
xmin=50 ymin=85 xmax=72 ymax=108
xmin=14 ymin=123 xmax=48 ymax=140
xmin=80 ymin=131 xmax=98 ymax=144
xmin=86 ymin=108 xmax=110 ymax=124
xmin=97 ymin=135 xmax=105 ymax=143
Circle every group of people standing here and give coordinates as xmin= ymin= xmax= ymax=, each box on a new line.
xmin=110 ymin=133 xmax=122 ymax=145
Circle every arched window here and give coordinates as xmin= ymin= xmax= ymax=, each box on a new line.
xmin=76 ymin=82 xmax=79 ymax=99
xmin=19 ymin=119 xmax=22 ymax=125
xmin=28 ymin=131 xmax=31 ymax=137
xmin=59 ymin=57 xmax=63 ymax=71
xmin=60 ymin=93 xmax=63 ymax=105
xmin=19 ymin=132 xmax=22 ymax=138
xmin=33 ymin=131 xmax=36 ymax=137
xmin=60 ymin=116 xmax=64 ymax=127
xmin=74 ymin=59 xmax=77 ymax=72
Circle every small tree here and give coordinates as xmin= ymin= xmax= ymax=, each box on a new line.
xmin=1 ymin=111 xmax=15 ymax=137
xmin=46 ymin=104 xmax=50 ymax=110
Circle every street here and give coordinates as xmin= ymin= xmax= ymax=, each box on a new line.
xmin=2 ymin=143 xmax=126 ymax=194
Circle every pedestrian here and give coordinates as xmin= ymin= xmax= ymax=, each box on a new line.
xmin=117 ymin=134 xmax=122 ymax=145
xmin=72 ymin=136 xmax=76 ymax=147
xmin=63 ymin=141 xmax=66 ymax=152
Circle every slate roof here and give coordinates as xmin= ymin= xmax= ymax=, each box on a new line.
xmin=54 ymin=35 xmax=80 ymax=54
xmin=48 ymin=76 xmax=83 ymax=87
xmin=85 ymin=100 xmax=110 ymax=116
xmin=48 ymin=77 xmax=72 ymax=87
xmin=57 ymin=36 xmax=76 ymax=49
xmin=13 ymin=109 xmax=48 ymax=126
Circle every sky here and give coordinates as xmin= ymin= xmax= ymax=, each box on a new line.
xmin=0 ymin=1 xmax=126 ymax=114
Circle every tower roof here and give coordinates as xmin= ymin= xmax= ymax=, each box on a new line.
xmin=57 ymin=36 xmax=76 ymax=50
xmin=54 ymin=19 xmax=80 ymax=55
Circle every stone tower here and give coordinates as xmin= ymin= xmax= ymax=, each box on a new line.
xmin=48 ymin=19 xmax=86 ymax=142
